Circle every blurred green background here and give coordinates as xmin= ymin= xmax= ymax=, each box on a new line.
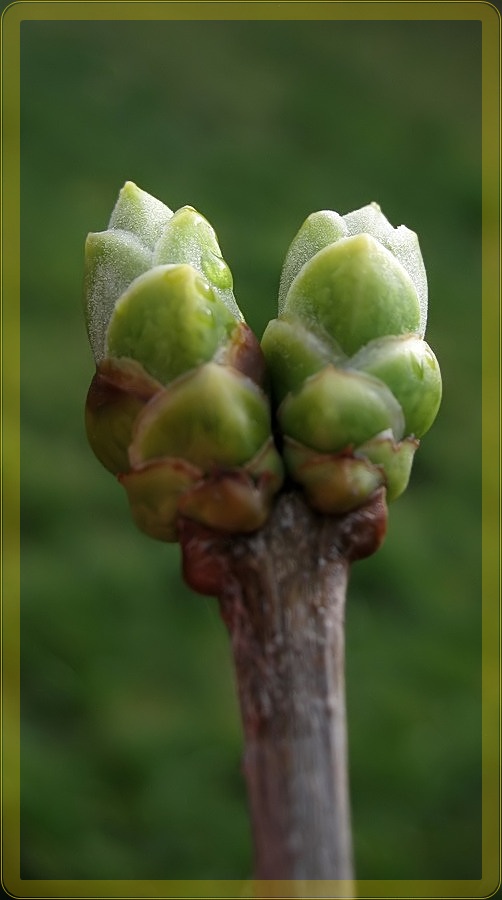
xmin=19 ymin=13 xmax=482 ymax=883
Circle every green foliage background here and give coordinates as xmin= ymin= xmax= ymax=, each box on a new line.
xmin=19 ymin=13 xmax=482 ymax=882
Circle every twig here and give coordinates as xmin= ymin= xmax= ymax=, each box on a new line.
xmin=179 ymin=487 xmax=387 ymax=883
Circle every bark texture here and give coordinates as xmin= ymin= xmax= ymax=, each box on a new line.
xmin=179 ymin=488 xmax=387 ymax=883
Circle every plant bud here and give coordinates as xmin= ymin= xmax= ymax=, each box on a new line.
xmin=263 ymin=203 xmax=442 ymax=513
xmin=83 ymin=183 xmax=282 ymax=540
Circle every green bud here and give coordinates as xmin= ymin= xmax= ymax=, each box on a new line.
xmin=83 ymin=184 xmax=283 ymax=539
xmin=263 ymin=203 xmax=442 ymax=513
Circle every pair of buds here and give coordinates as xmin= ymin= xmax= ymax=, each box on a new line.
xmin=84 ymin=182 xmax=441 ymax=542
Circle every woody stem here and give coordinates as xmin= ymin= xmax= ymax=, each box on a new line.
xmin=180 ymin=488 xmax=387 ymax=883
